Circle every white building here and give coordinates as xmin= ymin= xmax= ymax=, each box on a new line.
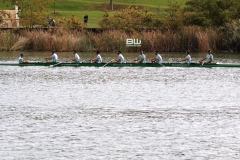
xmin=0 ymin=5 xmax=19 ymax=28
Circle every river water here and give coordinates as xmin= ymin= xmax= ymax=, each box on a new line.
xmin=0 ymin=52 xmax=240 ymax=159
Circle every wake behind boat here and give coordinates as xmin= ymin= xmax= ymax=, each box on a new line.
xmin=0 ymin=62 xmax=240 ymax=68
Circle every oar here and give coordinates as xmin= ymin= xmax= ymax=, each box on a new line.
xmin=50 ymin=62 xmax=62 ymax=67
xmin=101 ymin=59 xmax=114 ymax=67
xmin=159 ymin=63 xmax=164 ymax=67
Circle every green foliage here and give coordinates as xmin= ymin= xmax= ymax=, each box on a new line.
xmin=2 ymin=0 xmax=17 ymax=4
xmin=0 ymin=0 xmax=184 ymax=28
xmin=99 ymin=6 xmax=162 ymax=31
xmin=184 ymin=0 xmax=240 ymax=27
xmin=222 ymin=20 xmax=240 ymax=51
xmin=56 ymin=15 xmax=84 ymax=29
xmin=164 ymin=0 xmax=184 ymax=30
xmin=3 ymin=0 xmax=54 ymax=27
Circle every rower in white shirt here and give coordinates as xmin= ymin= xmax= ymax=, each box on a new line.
xmin=134 ymin=49 xmax=146 ymax=63
xmin=45 ymin=50 xmax=58 ymax=62
xmin=199 ymin=49 xmax=213 ymax=64
xmin=90 ymin=50 xmax=102 ymax=63
xmin=150 ymin=50 xmax=163 ymax=64
xmin=71 ymin=50 xmax=80 ymax=62
xmin=178 ymin=51 xmax=191 ymax=64
xmin=18 ymin=53 xmax=29 ymax=63
xmin=113 ymin=50 xmax=125 ymax=63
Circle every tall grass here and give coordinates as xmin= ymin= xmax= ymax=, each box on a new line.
xmin=0 ymin=30 xmax=19 ymax=51
xmin=139 ymin=27 xmax=222 ymax=52
xmin=0 ymin=27 xmax=234 ymax=52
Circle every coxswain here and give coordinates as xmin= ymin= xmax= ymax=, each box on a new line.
xmin=18 ymin=53 xmax=29 ymax=63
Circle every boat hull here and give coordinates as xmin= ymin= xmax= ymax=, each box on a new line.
xmin=0 ymin=62 xmax=240 ymax=68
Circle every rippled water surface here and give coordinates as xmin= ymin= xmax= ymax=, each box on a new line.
xmin=1 ymin=52 xmax=240 ymax=159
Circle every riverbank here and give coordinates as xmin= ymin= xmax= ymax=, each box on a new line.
xmin=0 ymin=27 xmax=239 ymax=52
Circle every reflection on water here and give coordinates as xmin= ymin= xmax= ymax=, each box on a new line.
xmin=0 ymin=56 xmax=240 ymax=159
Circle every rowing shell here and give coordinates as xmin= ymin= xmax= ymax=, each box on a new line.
xmin=0 ymin=62 xmax=240 ymax=68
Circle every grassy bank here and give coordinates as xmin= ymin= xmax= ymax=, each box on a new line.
xmin=49 ymin=0 xmax=186 ymax=28
xmin=1 ymin=0 xmax=186 ymax=28
xmin=0 ymin=27 xmax=226 ymax=52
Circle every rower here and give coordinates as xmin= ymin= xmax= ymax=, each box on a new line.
xmin=150 ymin=50 xmax=162 ymax=64
xmin=90 ymin=50 xmax=102 ymax=63
xmin=178 ymin=51 xmax=191 ymax=64
xmin=18 ymin=53 xmax=29 ymax=63
xmin=134 ymin=49 xmax=146 ymax=63
xmin=45 ymin=50 xmax=58 ymax=62
xmin=71 ymin=50 xmax=80 ymax=62
xmin=199 ymin=49 xmax=213 ymax=64
xmin=113 ymin=50 xmax=125 ymax=64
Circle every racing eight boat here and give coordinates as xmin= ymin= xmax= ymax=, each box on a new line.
xmin=0 ymin=62 xmax=240 ymax=67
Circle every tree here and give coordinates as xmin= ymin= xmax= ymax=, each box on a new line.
xmin=3 ymin=0 xmax=54 ymax=27
xmin=99 ymin=6 xmax=160 ymax=31
xmin=110 ymin=0 xmax=113 ymax=11
xmin=56 ymin=15 xmax=83 ymax=29
xmin=183 ymin=0 xmax=240 ymax=27
xmin=164 ymin=0 xmax=184 ymax=30
xmin=222 ymin=21 xmax=240 ymax=52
